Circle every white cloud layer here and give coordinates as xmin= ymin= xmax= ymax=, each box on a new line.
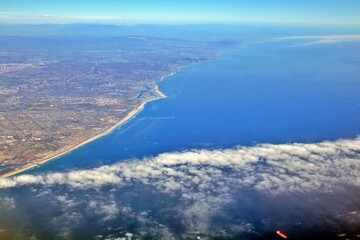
xmin=0 ymin=137 xmax=359 ymax=195
xmin=0 ymin=197 xmax=15 ymax=210
xmin=275 ymin=35 xmax=360 ymax=45
xmin=0 ymin=137 xmax=359 ymax=238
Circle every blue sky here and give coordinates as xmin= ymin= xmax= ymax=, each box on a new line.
xmin=0 ymin=0 xmax=360 ymax=26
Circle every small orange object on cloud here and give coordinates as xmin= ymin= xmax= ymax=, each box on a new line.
xmin=277 ymin=231 xmax=288 ymax=239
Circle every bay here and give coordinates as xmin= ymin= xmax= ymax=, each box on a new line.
xmin=1 ymin=39 xmax=360 ymax=240
xmin=27 ymin=39 xmax=360 ymax=174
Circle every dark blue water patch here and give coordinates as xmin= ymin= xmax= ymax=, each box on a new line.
xmin=25 ymin=40 xmax=360 ymax=174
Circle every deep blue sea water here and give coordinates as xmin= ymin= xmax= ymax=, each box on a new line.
xmin=1 ymin=39 xmax=360 ymax=240
xmin=27 ymin=39 xmax=360 ymax=174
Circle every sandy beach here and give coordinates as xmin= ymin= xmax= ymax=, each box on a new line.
xmin=1 ymin=64 xmax=213 ymax=178
xmin=0 ymin=80 xmax=169 ymax=178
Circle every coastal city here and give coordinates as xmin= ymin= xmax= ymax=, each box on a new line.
xmin=0 ymin=0 xmax=359 ymax=239
xmin=0 ymin=35 xmax=221 ymax=177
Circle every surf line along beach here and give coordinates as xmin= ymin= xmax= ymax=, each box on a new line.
xmin=0 ymin=58 xmax=220 ymax=178
xmin=0 ymin=76 xmax=172 ymax=178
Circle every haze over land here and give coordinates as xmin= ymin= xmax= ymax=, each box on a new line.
xmin=0 ymin=26 xmax=232 ymax=177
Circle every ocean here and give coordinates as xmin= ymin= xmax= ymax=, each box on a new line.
xmin=24 ymin=39 xmax=360 ymax=174
xmin=1 ymin=38 xmax=360 ymax=239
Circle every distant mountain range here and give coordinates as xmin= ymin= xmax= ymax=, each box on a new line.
xmin=1 ymin=23 xmax=359 ymax=39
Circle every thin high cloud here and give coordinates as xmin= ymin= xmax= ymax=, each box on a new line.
xmin=0 ymin=15 xmax=128 ymax=24
xmin=276 ymin=35 xmax=360 ymax=45
xmin=1 ymin=137 xmax=359 ymax=194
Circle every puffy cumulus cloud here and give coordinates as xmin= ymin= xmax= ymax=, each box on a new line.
xmin=275 ymin=35 xmax=360 ymax=45
xmin=55 ymin=195 xmax=77 ymax=209
xmin=0 ymin=137 xmax=359 ymax=195
xmin=0 ymin=137 xmax=359 ymax=239
xmin=0 ymin=197 xmax=16 ymax=210
xmin=51 ymin=211 xmax=84 ymax=239
xmin=87 ymin=196 xmax=119 ymax=221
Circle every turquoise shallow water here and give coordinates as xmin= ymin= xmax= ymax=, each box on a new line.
xmin=26 ymin=40 xmax=360 ymax=174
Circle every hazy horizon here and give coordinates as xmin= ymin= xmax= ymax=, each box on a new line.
xmin=1 ymin=0 xmax=360 ymax=27
xmin=1 ymin=1 xmax=360 ymax=239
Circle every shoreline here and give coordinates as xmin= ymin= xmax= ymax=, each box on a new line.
xmin=1 ymin=57 xmax=223 ymax=178
xmin=0 ymin=77 xmax=170 ymax=178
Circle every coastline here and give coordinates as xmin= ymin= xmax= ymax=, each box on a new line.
xmin=1 ymin=57 xmax=223 ymax=178
xmin=0 ymin=78 xmax=170 ymax=178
